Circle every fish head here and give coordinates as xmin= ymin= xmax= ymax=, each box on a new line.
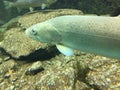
xmin=25 ymin=22 xmax=62 ymax=44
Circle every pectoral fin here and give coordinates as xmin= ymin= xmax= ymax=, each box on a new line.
xmin=41 ymin=3 xmax=47 ymax=9
xmin=56 ymin=44 xmax=74 ymax=56
xmin=29 ymin=7 xmax=34 ymax=12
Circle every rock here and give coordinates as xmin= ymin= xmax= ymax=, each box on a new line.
xmin=25 ymin=61 xmax=44 ymax=75
xmin=86 ymin=56 xmax=120 ymax=90
xmin=75 ymin=80 xmax=93 ymax=90
xmin=0 ymin=82 xmax=10 ymax=90
xmin=0 ymin=28 xmax=48 ymax=58
xmin=7 ymin=85 xmax=15 ymax=90
xmin=33 ymin=55 xmax=92 ymax=90
xmin=0 ymin=16 xmax=20 ymax=32
xmin=3 ymin=56 xmax=11 ymax=61
xmin=36 ymin=67 xmax=82 ymax=90
xmin=20 ymin=84 xmax=36 ymax=90
xmin=18 ymin=9 xmax=83 ymax=29
xmin=0 ymin=59 xmax=17 ymax=75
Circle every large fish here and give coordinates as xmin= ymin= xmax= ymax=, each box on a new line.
xmin=4 ymin=0 xmax=57 ymax=11
xmin=25 ymin=15 xmax=120 ymax=59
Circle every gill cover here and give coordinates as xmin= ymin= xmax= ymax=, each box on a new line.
xmin=25 ymin=22 xmax=62 ymax=44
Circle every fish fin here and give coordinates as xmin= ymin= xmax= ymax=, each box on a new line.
xmin=41 ymin=3 xmax=47 ymax=9
xmin=29 ymin=7 xmax=34 ymax=12
xmin=56 ymin=44 xmax=74 ymax=56
xmin=3 ymin=0 xmax=14 ymax=9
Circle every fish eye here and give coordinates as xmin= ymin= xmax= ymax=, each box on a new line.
xmin=31 ymin=29 xmax=37 ymax=35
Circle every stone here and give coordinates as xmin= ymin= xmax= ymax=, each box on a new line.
xmin=0 ymin=28 xmax=48 ymax=58
xmin=25 ymin=61 xmax=44 ymax=75
xmin=18 ymin=9 xmax=83 ymax=29
xmin=86 ymin=56 xmax=120 ymax=89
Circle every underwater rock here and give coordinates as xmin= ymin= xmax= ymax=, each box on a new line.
xmin=25 ymin=61 xmax=44 ymax=75
xmin=35 ymin=66 xmax=90 ymax=90
xmin=6 ymin=85 xmax=15 ymax=90
xmin=0 ymin=16 xmax=21 ymax=32
xmin=0 ymin=59 xmax=17 ymax=75
xmin=32 ymin=55 xmax=93 ymax=90
xmin=0 ymin=28 xmax=48 ymax=58
xmin=18 ymin=9 xmax=83 ymax=29
xmin=20 ymin=84 xmax=36 ymax=90
xmin=75 ymin=80 xmax=92 ymax=90
xmin=86 ymin=56 xmax=120 ymax=89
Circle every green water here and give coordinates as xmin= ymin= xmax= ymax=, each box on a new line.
xmin=0 ymin=32 xmax=4 ymax=42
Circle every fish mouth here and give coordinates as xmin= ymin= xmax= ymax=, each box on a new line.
xmin=25 ymin=29 xmax=28 ymax=35
xmin=25 ymin=29 xmax=41 ymax=42
xmin=25 ymin=29 xmax=31 ymax=37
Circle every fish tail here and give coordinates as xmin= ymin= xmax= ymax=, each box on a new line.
xmin=3 ymin=0 xmax=14 ymax=9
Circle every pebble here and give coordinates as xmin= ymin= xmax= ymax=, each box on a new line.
xmin=0 ymin=59 xmax=17 ymax=74
xmin=25 ymin=61 xmax=44 ymax=75
xmin=5 ymin=85 xmax=15 ymax=90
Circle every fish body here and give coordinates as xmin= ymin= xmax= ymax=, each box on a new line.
xmin=25 ymin=15 xmax=120 ymax=59
xmin=4 ymin=0 xmax=57 ymax=10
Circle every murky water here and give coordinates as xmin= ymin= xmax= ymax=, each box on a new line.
xmin=0 ymin=32 xmax=4 ymax=42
